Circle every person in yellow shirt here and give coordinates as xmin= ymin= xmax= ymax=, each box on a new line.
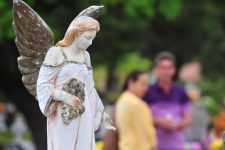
xmin=116 ymin=71 xmax=157 ymax=150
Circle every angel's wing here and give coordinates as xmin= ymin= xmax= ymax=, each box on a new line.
xmin=66 ymin=5 xmax=104 ymax=34
xmin=12 ymin=0 xmax=54 ymax=96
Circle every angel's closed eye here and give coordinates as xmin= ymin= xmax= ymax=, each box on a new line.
xmin=85 ymin=36 xmax=92 ymax=40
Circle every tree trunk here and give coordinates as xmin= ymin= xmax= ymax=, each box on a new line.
xmin=106 ymin=60 xmax=118 ymax=92
xmin=3 ymin=85 xmax=47 ymax=150
xmin=0 ymin=39 xmax=47 ymax=150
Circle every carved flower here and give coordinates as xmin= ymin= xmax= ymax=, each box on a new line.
xmin=61 ymin=78 xmax=85 ymax=124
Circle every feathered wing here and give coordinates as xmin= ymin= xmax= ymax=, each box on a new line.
xmin=66 ymin=5 xmax=104 ymax=34
xmin=12 ymin=0 xmax=54 ymax=96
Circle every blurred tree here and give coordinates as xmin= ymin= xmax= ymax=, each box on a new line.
xmin=0 ymin=0 xmax=225 ymax=149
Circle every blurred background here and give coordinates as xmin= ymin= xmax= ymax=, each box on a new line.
xmin=0 ymin=0 xmax=225 ymax=150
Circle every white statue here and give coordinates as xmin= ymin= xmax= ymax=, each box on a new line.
xmin=12 ymin=0 xmax=115 ymax=149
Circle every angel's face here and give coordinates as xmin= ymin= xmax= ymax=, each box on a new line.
xmin=74 ymin=30 xmax=96 ymax=50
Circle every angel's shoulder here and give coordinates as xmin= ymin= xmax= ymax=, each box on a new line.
xmin=84 ymin=50 xmax=90 ymax=59
xmin=84 ymin=50 xmax=91 ymax=66
xmin=43 ymin=46 xmax=64 ymax=66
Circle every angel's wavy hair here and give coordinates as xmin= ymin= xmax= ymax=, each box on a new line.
xmin=56 ymin=16 xmax=100 ymax=47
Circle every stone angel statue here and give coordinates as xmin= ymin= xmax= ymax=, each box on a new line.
xmin=12 ymin=0 xmax=115 ymax=149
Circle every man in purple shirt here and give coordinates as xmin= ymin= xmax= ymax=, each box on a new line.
xmin=143 ymin=52 xmax=192 ymax=150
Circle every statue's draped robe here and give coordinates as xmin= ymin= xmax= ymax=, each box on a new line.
xmin=36 ymin=47 xmax=104 ymax=150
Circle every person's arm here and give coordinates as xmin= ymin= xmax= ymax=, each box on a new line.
xmin=154 ymin=118 xmax=169 ymax=126
xmin=153 ymin=105 xmax=192 ymax=130
xmin=176 ymin=88 xmax=192 ymax=129
xmin=154 ymin=117 xmax=177 ymax=131
xmin=176 ymin=111 xmax=192 ymax=129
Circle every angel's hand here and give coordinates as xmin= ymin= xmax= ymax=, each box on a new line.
xmin=102 ymin=112 xmax=116 ymax=131
xmin=53 ymin=89 xmax=80 ymax=108
xmin=64 ymin=93 xmax=80 ymax=108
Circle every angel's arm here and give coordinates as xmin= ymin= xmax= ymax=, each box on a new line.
xmin=84 ymin=51 xmax=115 ymax=131
xmin=84 ymin=50 xmax=93 ymax=70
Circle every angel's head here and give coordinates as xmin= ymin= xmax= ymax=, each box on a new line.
xmin=56 ymin=16 xmax=100 ymax=50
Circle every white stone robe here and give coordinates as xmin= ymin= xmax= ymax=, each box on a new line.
xmin=36 ymin=47 xmax=105 ymax=150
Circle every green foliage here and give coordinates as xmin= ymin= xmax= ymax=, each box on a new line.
xmin=199 ymin=77 xmax=225 ymax=105
xmin=158 ymin=0 xmax=182 ymax=21
xmin=99 ymin=0 xmax=120 ymax=6
xmin=0 ymin=1 xmax=13 ymax=42
xmin=99 ymin=0 xmax=182 ymax=19
xmin=0 ymin=130 xmax=14 ymax=145
xmin=116 ymin=51 xmax=151 ymax=81
xmin=0 ymin=130 xmax=33 ymax=146
xmin=93 ymin=51 xmax=151 ymax=89
xmin=25 ymin=0 xmax=36 ymax=6
xmin=44 ymin=0 xmax=60 ymax=5
xmin=198 ymin=77 xmax=225 ymax=116
xmin=0 ymin=0 xmax=184 ymax=42
xmin=201 ymin=96 xmax=220 ymax=116
xmin=23 ymin=131 xmax=33 ymax=142
xmin=93 ymin=65 xmax=108 ymax=90
xmin=124 ymin=0 xmax=154 ymax=18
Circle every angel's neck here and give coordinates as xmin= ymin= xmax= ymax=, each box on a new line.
xmin=63 ymin=45 xmax=83 ymax=55
xmin=61 ymin=45 xmax=85 ymax=62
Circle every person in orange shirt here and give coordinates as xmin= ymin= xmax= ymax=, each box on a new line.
xmin=115 ymin=71 xmax=157 ymax=150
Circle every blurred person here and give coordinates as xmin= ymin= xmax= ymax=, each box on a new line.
xmin=179 ymin=61 xmax=210 ymax=150
xmin=143 ymin=51 xmax=192 ymax=150
xmin=115 ymin=71 xmax=156 ymax=150
xmin=179 ymin=61 xmax=202 ymax=84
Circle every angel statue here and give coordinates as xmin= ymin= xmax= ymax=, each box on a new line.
xmin=12 ymin=0 xmax=115 ymax=149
